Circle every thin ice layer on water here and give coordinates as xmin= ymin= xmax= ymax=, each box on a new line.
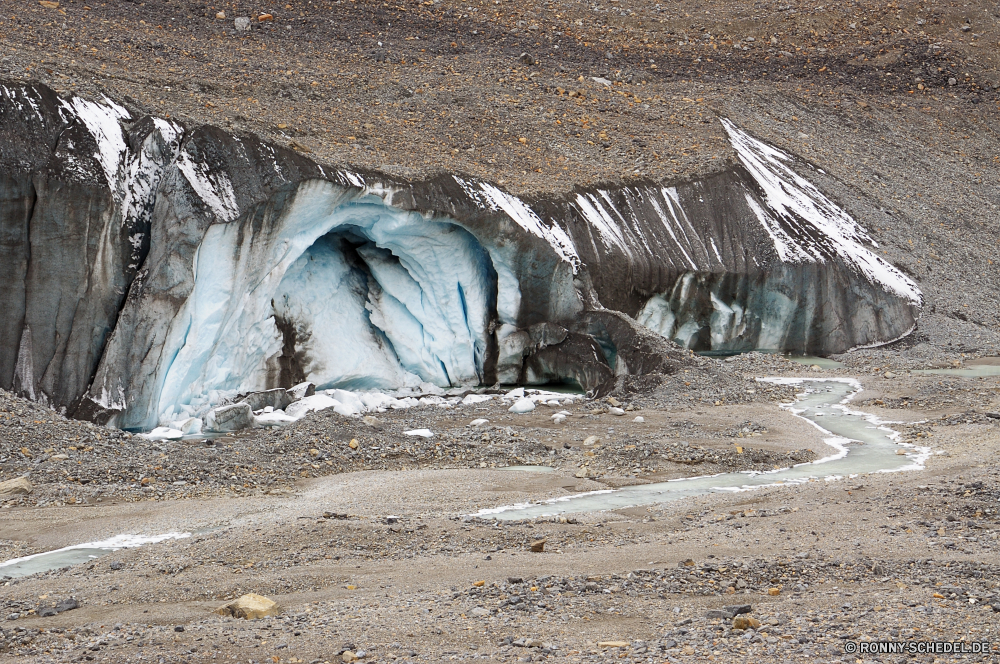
xmin=722 ymin=118 xmax=922 ymax=305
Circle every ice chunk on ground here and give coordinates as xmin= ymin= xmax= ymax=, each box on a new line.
xmin=143 ymin=427 xmax=184 ymax=440
xmin=508 ymin=398 xmax=536 ymax=414
xmin=285 ymin=394 xmax=342 ymax=420
xmin=255 ymin=410 xmax=297 ymax=426
xmin=469 ymin=418 xmax=489 ymax=426
xmin=168 ymin=417 xmax=202 ymax=435
xmin=404 ymin=429 xmax=435 ymax=438
xmin=462 ymin=394 xmax=494 ymax=405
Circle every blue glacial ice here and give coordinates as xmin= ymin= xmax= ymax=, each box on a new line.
xmin=151 ymin=180 xmax=501 ymax=426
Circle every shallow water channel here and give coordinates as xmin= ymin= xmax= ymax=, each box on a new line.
xmin=480 ymin=378 xmax=929 ymax=520
xmin=0 ymin=533 xmax=190 ymax=579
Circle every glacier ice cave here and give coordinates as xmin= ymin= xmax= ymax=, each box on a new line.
xmin=0 ymin=83 xmax=922 ymax=430
xmin=156 ymin=186 xmax=501 ymax=427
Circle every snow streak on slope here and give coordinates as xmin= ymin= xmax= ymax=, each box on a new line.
xmin=455 ymin=177 xmax=581 ymax=272
xmin=176 ymin=150 xmax=240 ymax=222
xmin=722 ymin=118 xmax=922 ymax=305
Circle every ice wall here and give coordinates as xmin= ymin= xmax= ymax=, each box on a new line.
xmin=0 ymin=80 xmax=923 ymax=429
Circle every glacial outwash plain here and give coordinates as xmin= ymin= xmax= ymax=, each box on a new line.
xmin=0 ymin=0 xmax=999 ymax=662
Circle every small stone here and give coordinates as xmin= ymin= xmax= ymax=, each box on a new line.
xmin=608 ymin=407 xmax=625 ymax=416
xmin=0 ymin=476 xmax=32 ymax=497
xmin=633 ymin=416 xmax=644 ymax=423
xmin=469 ymin=418 xmax=489 ymax=426
xmin=584 ymin=435 xmax=601 ymax=446
xmin=767 ymin=587 xmax=781 ymax=596
xmin=39 ymin=0 xmax=59 ymax=7
xmin=949 ymin=77 xmax=958 ymax=86
xmin=519 ymin=52 xmax=535 ymax=65
xmin=349 ymin=439 xmax=359 ymax=450
xmin=216 ymin=10 xmax=226 ymax=18
xmin=529 ymin=539 xmax=546 ymax=553
xmin=884 ymin=371 xmax=896 ymax=378
xmin=174 ymin=626 xmax=185 ymax=632
xmin=234 ymin=16 xmax=251 ymax=31
xmin=471 ymin=607 xmax=489 ymax=617
xmin=258 ymin=13 xmax=274 ymax=21
xmin=214 ymin=593 xmax=279 ymax=619
xmin=607 ymin=397 xmax=621 ymax=407
xmin=597 ymin=641 xmax=629 ymax=648
xmin=342 ymin=651 xmax=358 ymax=662
xmin=809 ymin=364 xmax=822 ymax=372
xmin=472 ymin=580 xmax=486 ymax=587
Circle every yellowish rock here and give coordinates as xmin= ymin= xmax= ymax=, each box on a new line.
xmin=529 ymin=539 xmax=546 ymax=553
xmin=0 ymin=476 xmax=32 ymax=497
xmin=214 ymin=593 xmax=279 ymax=619
xmin=767 ymin=587 xmax=781 ymax=596
xmin=733 ymin=616 xmax=761 ymax=630
xmin=597 ymin=641 xmax=629 ymax=648
xmin=349 ymin=439 xmax=359 ymax=450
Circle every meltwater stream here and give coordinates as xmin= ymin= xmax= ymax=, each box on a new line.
xmin=0 ymin=533 xmax=191 ymax=579
xmin=480 ymin=378 xmax=930 ymax=520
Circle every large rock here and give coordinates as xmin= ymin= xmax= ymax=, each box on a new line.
xmin=0 ymin=476 xmax=32 ymax=497
xmin=214 ymin=593 xmax=279 ymax=619
xmin=240 ymin=388 xmax=291 ymax=412
xmin=204 ymin=403 xmax=253 ymax=432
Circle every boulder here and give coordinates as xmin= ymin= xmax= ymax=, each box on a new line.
xmin=214 ymin=593 xmax=279 ymax=619
xmin=205 ymin=403 xmax=254 ymax=432
xmin=241 ymin=388 xmax=291 ymax=412
xmin=0 ymin=476 xmax=32 ymax=497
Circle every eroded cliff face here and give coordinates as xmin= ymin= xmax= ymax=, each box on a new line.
xmin=0 ymin=81 xmax=921 ymax=430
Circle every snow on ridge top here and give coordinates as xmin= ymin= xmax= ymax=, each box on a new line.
xmin=459 ymin=177 xmax=580 ymax=272
xmin=722 ymin=118 xmax=922 ymax=305
xmin=176 ymin=150 xmax=240 ymax=222
xmin=58 ymin=95 xmax=131 ymax=192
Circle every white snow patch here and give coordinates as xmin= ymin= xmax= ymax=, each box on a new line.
xmin=58 ymin=96 xmax=131 ymax=192
xmin=404 ymin=428 xmax=435 ymax=438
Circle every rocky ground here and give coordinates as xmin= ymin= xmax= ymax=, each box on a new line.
xmin=2 ymin=0 xmax=1000 ymax=661
xmin=2 ymin=353 xmax=1000 ymax=663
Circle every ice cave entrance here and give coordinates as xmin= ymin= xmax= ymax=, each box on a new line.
xmin=269 ymin=207 xmax=499 ymax=392
xmin=151 ymin=185 xmax=507 ymax=429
